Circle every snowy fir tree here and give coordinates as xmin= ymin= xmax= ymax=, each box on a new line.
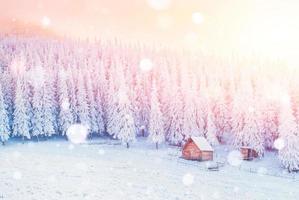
xmin=0 ymin=70 xmax=14 ymax=132
xmin=196 ymin=82 xmax=209 ymax=137
xmin=76 ymin=70 xmax=91 ymax=128
xmin=181 ymin=72 xmax=200 ymax=140
xmin=261 ymin=101 xmax=278 ymax=150
xmin=212 ymin=85 xmax=230 ymax=143
xmin=205 ymin=108 xmax=219 ymax=146
xmin=84 ymin=71 xmax=102 ymax=135
xmin=167 ymin=83 xmax=184 ymax=146
xmin=133 ymin=74 xmax=150 ymax=137
xmin=31 ymin=68 xmax=45 ymax=140
xmin=13 ymin=77 xmax=31 ymax=141
xmin=148 ymin=81 xmax=165 ymax=149
xmin=57 ymin=69 xmax=74 ymax=135
xmin=42 ymin=73 xmax=56 ymax=137
xmin=242 ymin=105 xmax=264 ymax=156
xmin=0 ymin=86 xmax=10 ymax=144
xmin=106 ymin=67 xmax=136 ymax=148
xmin=278 ymin=96 xmax=299 ymax=171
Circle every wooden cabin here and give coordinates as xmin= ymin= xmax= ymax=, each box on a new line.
xmin=182 ymin=136 xmax=214 ymax=161
xmin=240 ymin=146 xmax=258 ymax=160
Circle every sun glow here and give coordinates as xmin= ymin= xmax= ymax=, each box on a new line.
xmin=0 ymin=0 xmax=298 ymax=66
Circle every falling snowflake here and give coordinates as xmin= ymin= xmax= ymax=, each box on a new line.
xmin=61 ymin=99 xmax=70 ymax=111
xmin=147 ymin=0 xmax=171 ymax=10
xmin=280 ymin=94 xmax=290 ymax=105
xmin=13 ymin=171 xmax=22 ymax=180
xmin=10 ymin=58 xmax=26 ymax=76
xmin=182 ymin=173 xmax=194 ymax=186
xmin=192 ymin=12 xmax=204 ymax=25
xmin=118 ymin=91 xmax=128 ymax=103
xmin=41 ymin=16 xmax=51 ymax=28
xmin=66 ymin=124 xmax=89 ymax=144
xmin=233 ymin=186 xmax=240 ymax=193
xmin=227 ymin=150 xmax=243 ymax=166
xmin=212 ymin=192 xmax=220 ymax=199
xmin=274 ymin=138 xmax=285 ymax=150
xmin=248 ymin=106 xmax=255 ymax=113
xmin=98 ymin=149 xmax=105 ymax=155
xmin=139 ymin=58 xmax=153 ymax=72
xmin=27 ymin=66 xmax=45 ymax=88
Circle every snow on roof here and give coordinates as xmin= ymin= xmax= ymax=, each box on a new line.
xmin=191 ymin=136 xmax=214 ymax=151
xmin=241 ymin=146 xmax=254 ymax=149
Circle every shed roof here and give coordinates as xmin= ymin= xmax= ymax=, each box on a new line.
xmin=241 ymin=146 xmax=254 ymax=149
xmin=191 ymin=136 xmax=214 ymax=151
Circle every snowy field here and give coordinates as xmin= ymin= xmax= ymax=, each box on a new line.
xmin=0 ymin=138 xmax=298 ymax=200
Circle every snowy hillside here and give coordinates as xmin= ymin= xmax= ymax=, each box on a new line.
xmin=0 ymin=138 xmax=298 ymax=200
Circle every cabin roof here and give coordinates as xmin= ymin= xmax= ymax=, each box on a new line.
xmin=190 ymin=136 xmax=214 ymax=151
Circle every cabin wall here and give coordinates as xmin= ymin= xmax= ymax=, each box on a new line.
xmin=182 ymin=142 xmax=201 ymax=160
xmin=241 ymin=148 xmax=258 ymax=160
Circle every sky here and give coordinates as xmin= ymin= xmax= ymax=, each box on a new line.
xmin=0 ymin=0 xmax=299 ymax=65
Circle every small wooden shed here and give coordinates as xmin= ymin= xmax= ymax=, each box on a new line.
xmin=241 ymin=146 xmax=258 ymax=160
xmin=182 ymin=136 xmax=214 ymax=161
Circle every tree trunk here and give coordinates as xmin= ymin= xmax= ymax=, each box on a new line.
xmin=142 ymin=129 xmax=145 ymax=137
xmin=2 ymin=141 xmax=5 ymax=146
xmin=22 ymin=136 xmax=24 ymax=144
xmin=156 ymin=142 xmax=158 ymax=150
xmin=126 ymin=142 xmax=129 ymax=148
xmin=36 ymin=135 xmax=39 ymax=142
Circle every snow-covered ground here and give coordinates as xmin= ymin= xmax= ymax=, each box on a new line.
xmin=0 ymin=138 xmax=298 ymax=200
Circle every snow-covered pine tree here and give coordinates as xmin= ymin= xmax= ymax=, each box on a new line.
xmin=57 ymin=69 xmax=74 ymax=136
xmin=212 ymin=85 xmax=230 ymax=143
xmin=94 ymin=87 xmax=105 ymax=135
xmin=106 ymin=66 xmax=135 ymax=148
xmin=156 ymin=60 xmax=171 ymax=135
xmin=196 ymin=82 xmax=208 ymax=137
xmin=278 ymin=95 xmax=299 ymax=171
xmin=13 ymin=77 xmax=31 ymax=141
xmin=231 ymin=90 xmax=245 ymax=147
xmin=167 ymin=83 xmax=184 ymax=146
xmin=205 ymin=108 xmax=219 ymax=146
xmin=42 ymin=72 xmax=56 ymax=137
xmin=66 ymin=67 xmax=78 ymax=123
xmin=76 ymin=70 xmax=91 ymax=128
xmin=134 ymin=72 xmax=150 ymax=137
xmin=148 ymin=81 xmax=165 ymax=149
xmin=231 ymin=78 xmax=264 ymax=155
xmin=242 ymin=105 xmax=264 ymax=156
xmin=84 ymin=70 xmax=104 ymax=136
xmin=261 ymin=101 xmax=278 ymax=150
xmin=31 ymin=67 xmax=45 ymax=140
xmin=181 ymin=72 xmax=200 ymax=140
xmin=0 ymin=86 xmax=10 ymax=144
xmin=0 ymin=70 xmax=14 ymax=134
